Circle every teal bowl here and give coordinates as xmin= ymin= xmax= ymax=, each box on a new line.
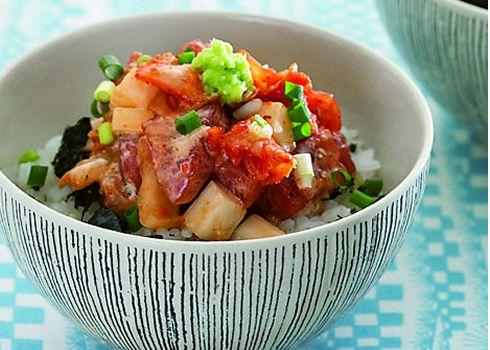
xmin=376 ymin=0 xmax=488 ymax=137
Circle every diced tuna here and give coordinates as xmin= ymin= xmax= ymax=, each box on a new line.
xmin=214 ymin=160 xmax=264 ymax=208
xmin=143 ymin=117 xmax=214 ymax=204
xmin=256 ymin=129 xmax=351 ymax=222
xmin=118 ymin=135 xmax=142 ymax=191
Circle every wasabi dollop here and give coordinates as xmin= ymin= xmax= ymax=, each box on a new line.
xmin=192 ymin=39 xmax=253 ymax=105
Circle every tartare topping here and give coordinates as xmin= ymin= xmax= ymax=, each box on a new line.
xmin=192 ymin=39 xmax=253 ymax=105
xmin=23 ymin=39 xmax=384 ymax=240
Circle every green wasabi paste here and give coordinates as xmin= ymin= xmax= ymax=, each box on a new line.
xmin=192 ymin=39 xmax=253 ymax=105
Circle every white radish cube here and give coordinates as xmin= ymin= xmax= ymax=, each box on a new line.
xmin=231 ymin=214 xmax=285 ymax=240
xmin=184 ymin=181 xmax=246 ymax=241
xmin=112 ymin=107 xmax=154 ymax=135
xmin=111 ymin=69 xmax=159 ymax=108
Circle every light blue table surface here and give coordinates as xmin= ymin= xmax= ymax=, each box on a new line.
xmin=0 ymin=0 xmax=487 ymax=349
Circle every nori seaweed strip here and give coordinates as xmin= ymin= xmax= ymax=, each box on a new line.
xmin=68 ymin=183 xmax=101 ymax=218
xmin=87 ymin=207 xmax=123 ymax=232
xmin=52 ymin=117 xmax=92 ymax=178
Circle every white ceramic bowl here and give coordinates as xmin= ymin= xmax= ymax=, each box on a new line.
xmin=0 ymin=12 xmax=433 ymax=349
xmin=376 ymin=0 xmax=488 ymax=138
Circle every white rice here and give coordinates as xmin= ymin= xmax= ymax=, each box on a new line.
xmin=9 ymin=127 xmax=381 ymax=238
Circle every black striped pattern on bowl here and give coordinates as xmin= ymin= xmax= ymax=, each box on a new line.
xmin=0 ymin=160 xmax=429 ymax=350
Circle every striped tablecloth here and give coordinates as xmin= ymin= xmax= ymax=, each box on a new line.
xmin=0 ymin=0 xmax=487 ymax=349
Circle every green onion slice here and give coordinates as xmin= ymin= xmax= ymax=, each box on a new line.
xmin=250 ymin=115 xmax=273 ymax=138
xmin=293 ymin=153 xmax=314 ymax=189
xmin=349 ymin=189 xmax=374 ymax=208
xmin=98 ymin=55 xmax=124 ymax=80
xmin=90 ymin=99 xmax=110 ymax=118
xmin=287 ymin=99 xmax=310 ymax=123
xmin=359 ymin=179 xmax=383 ymax=197
xmin=124 ymin=204 xmax=142 ymax=232
xmin=292 ymin=122 xmax=311 ymax=141
xmin=294 ymin=153 xmax=314 ymax=176
xmin=136 ymin=54 xmax=152 ymax=65
xmin=253 ymin=114 xmax=268 ymax=128
xmin=97 ymin=122 xmax=114 ymax=145
xmin=104 ymin=65 xmax=124 ymax=81
xmin=178 ymin=51 xmax=196 ymax=64
xmin=19 ymin=149 xmax=40 ymax=164
xmin=175 ymin=110 xmax=202 ymax=135
xmin=27 ymin=165 xmax=48 ymax=190
xmin=93 ymin=80 xmax=116 ymax=103
xmin=284 ymin=81 xmax=304 ymax=101
xmin=331 ymin=169 xmax=352 ymax=189
xmin=98 ymin=55 xmax=120 ymax=70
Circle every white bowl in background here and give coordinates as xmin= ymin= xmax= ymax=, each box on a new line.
xmin=377 ymin=0 xmax=488 ymax=138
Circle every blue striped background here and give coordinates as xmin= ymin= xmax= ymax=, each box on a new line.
xmin=0 ymin=0 xmax=487 ymax=349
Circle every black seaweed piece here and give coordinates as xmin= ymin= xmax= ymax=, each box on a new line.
xmin=349 ymin=143 xmax=357 ymax=153
xmin=52 ymin=117 xmax=92 ymax=178
xmin=87 ymin=207 xmax=123 ymax=232
xmin=329 ymin=188 xmax=342 ymax=200
xmin=150 ymin=234 xmax=164 ymax=239
xmin=69 ymin=183 xmax=101 ymax=217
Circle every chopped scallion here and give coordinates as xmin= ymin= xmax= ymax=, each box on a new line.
xmin=98 ymin=55 xmax=124 ymax=80
xmin=294 ymin=153 xmax=314 ymax=176
xmin=293 ymin=153 xmax=314 ymax=189
xmin=104 ymin=65 xmax=124 ymax=81
xmin=136 ymin=54 xmax=152 ymax=65
xmin=93 ymin=80 xmax=116 ymax=103
xmin=175 ymin=110 xmax=202 ymax=135
xmin=19 ymin=149 xmax=40 ymax=164
xmin=349 ymin=189 xmax=374 ymax=208
xmin=287 ymin=99 xmax=310 ymax=123
xmin=293 ymin=153 xmax=315 ymax=188
xmin=250 ymin=115 xmax=273 ymax=138
xmin=90 ymin=99 xmax=109 ymax=118
xmin=292 ymin=122 xmax=311 ymax=141
xmin=178 ymin=51 xmax=195 ymax=64
xmin=284 ymin=81 xmax=304 ymax=101
xmin=253 ymin=114 xmax=268 ymax=128
xmin=97 ymin=122 xmax=114 ymax=145
xmin=124 ymin=204 xmax=142 ymax=232
xmin=27 ymin=165 xmax=48 ymax=190
xmin=331 ymin=169 xmax=352 ymax=189
xmin=359 ymin=179 xmax=383 ymax=197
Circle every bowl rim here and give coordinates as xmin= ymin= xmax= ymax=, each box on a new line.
xmin=432 ymin=0 xmax=487 ymax=17
xmin=0 ymin=11 xmax=434 ymax=250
